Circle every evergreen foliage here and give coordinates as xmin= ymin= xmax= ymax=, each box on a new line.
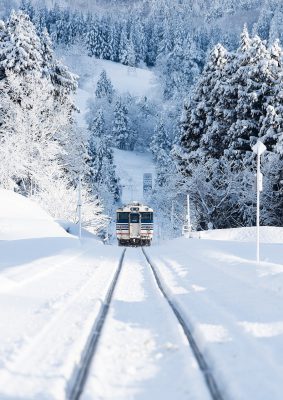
xmin=95 ymin=70 xmax=114 ymax=103
xmin=177 ymin=27 xmax=283 ymax=228
xmin=86 ymin=109 xmax=120 ymax=213
xmin=112 ymin=98 xmax=132 ymax=150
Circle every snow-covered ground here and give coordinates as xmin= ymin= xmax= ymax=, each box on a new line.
xmin=1 ymin=189 xmax=283 ymax=399
xmin=0 ymin=190 xmax=123 ymax=399
xmin=147 ymin=230 xmax=283 ymax=400
xmin=82 ymin=249 xmax=211 ymax=400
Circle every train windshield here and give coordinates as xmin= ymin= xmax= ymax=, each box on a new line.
xmin=130 ymin=213 xmax=140 ymax=223
xmin=117 ymin=212 xmax=129 ymax=223
xmin=141 ymin=212 xmax=153 ymax=223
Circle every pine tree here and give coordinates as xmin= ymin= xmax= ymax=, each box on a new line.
xmin=95 ymin=70 xmax=114 ymax=103
xmin=112 ymin=98 xmax=131 ymax=150
xmin=150 ymin=117 xmax=173 ymax=187
xmin=108 ymin=22 xmax=120 ymax=62
xmin=0 ymin=10 xmax=89 ymax=228
xmin=86 ymin=109 xmax=120 ymax=210
xmin=118 ymin=25 xmax=128 ymax=64
xmin=131 ymin=20 xmax=147 ymax=65
xmin=0 ymin=11 xmax=42 ymax=75
xmin=100 ymin=17 xmax=110 ymax=60
xmin=88 ymin=108 xmax=105 ymax=139
xmin=225 ymin=29 xmax=283 ymax=164
xmin=40 ymin=28 xmax=53 ymax=73
xmin=176 ymin=43 xmax=228 ymax=175
xmin=150 ymin=117 xmax=171 ymax=163
xmin=85 ymin=18 xmax=101 ymax=57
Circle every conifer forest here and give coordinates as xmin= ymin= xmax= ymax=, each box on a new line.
xmin=1 ymin=0 xmax=283 ymax=235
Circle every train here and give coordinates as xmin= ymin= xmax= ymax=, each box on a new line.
xmin=116 ymin=202 xmax=153 ymax=246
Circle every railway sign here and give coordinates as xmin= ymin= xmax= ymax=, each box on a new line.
xmin=143 ymin=173 xmax=153 ymax=194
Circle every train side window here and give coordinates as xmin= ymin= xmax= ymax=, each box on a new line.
xmin=117 ymin=212 xmax=129 ymax=223
xmin=130 ymin=213 xmax=140 ymax=223
xmin=141 ymin=212 xmax=153 ymax=223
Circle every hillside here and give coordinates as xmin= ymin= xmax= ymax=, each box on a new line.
xmin=59 ymin=52 xmax=160 ymax=128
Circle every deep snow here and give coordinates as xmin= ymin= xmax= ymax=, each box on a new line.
xmin=82 ymin=249 xmax=211 ymax=400
xmin=0 ymin=189 xmax=123 ymax=399
xmin=146 ymin=231 xmax=283 ymax=400
xmin=1 ymin=189 xmax=283 ymax=399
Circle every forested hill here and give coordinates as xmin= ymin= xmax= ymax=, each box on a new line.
xmin=1 ymin=0 xmax=283 ymax=239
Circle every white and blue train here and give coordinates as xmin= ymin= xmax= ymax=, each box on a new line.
xmin=116 ymin=202 xmax=153 ymax=246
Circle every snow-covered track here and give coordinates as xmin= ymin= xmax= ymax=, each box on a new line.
xmin=67 ymin=248 xmax=126 ymax=400
xmin=142 ymin=248 xmax=224 ymax=400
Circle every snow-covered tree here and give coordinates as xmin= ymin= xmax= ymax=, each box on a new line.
xmin=86 ymin=109 xmax=120 ymax=213
xmin=0 ymin=10 xmax=42 ymax=75
xmin=112 ymin=98 xmax=132 ymax=150
xmin=0 ymin=72 xmax=69 ymax=194
xmin=88 ymin=108 xmax=105 ymax=139
xmin=0 ymin=11 xmax=107 ymax=234
xmin=224 ymin=30 xmax=283 ymax=165
xmin=150 ymin=117 xmax=171 ymax=162
xmin=95 ymin=70 xmax=114 ymax=103
xmin=176 ymin=43 xmax=229 ymax=175
xmin=85 ymin=18 xmax=101 ymax=57
xmin=108 ymin=22 xmax=120 ymax=62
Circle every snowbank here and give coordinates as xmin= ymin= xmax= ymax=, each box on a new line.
xmin=0 ymin=189 xmax=69 ymax=240
xmin=190 ymin=226 xmax=283 ymax=243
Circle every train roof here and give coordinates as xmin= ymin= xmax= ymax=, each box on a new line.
xmin=116 ymin=202 xmax=153 ymax=213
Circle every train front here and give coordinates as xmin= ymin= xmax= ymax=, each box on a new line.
xmin=116 ymin=203 xmax=153 ymax=246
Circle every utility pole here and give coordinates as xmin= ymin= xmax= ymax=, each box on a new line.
xmin=187 ymin=194 xmax=191 ymax=233
xmin=77 ymin=174 xmax=82 ymax=240
xmin=171 ymin=200 xmax=175 ymax=236
xmin=252 ymin=140 xmax=266 ymax=263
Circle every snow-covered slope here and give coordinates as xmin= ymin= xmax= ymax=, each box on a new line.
xmin=0 ymin=189 xmax=68 ymax=240
xmin=59 ymin=53 xmax=159 ymax=128
xmin=60 ymin=54 xmax=158 ymax=206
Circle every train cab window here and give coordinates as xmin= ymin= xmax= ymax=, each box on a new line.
xmin=117 ymin=212 xmax=129 ymax=223
xmin=141 ymin=212 xmax=153 ymax=223
xmin=130 ymin=213 xmax=140 ymax=223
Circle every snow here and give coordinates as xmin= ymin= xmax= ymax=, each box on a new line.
xmin=114 ymin=148 xmax=155 ymax=204
xmin=190 ymin=226 xmax=283 ymax=243
xmin=82 ymin=248 xmax=211 ymax=400
xmin=64 ymin=55 xmax=158 ymax=99
xmin=60 ymin=53 xmax=157 ymax=208
xmin=59 ymin=53 xmax=160 ymax=128
xmin=146 ymin=231 xmax=283 ymax=400
xmin=1 ymin=190 xmax=283 ymax=399
xmin=0 ymin=189 xmax=68 ymax=240
xmin=0 ymin=189 xmax=123 ymax=399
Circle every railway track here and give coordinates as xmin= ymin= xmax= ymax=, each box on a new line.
xmin=67 ymin=249 xmax=126 ymax=400
xmin=142 ymin=248 xmax=224 ymax=400
xmin=68 ymin=247 xmax=223 ymax=400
